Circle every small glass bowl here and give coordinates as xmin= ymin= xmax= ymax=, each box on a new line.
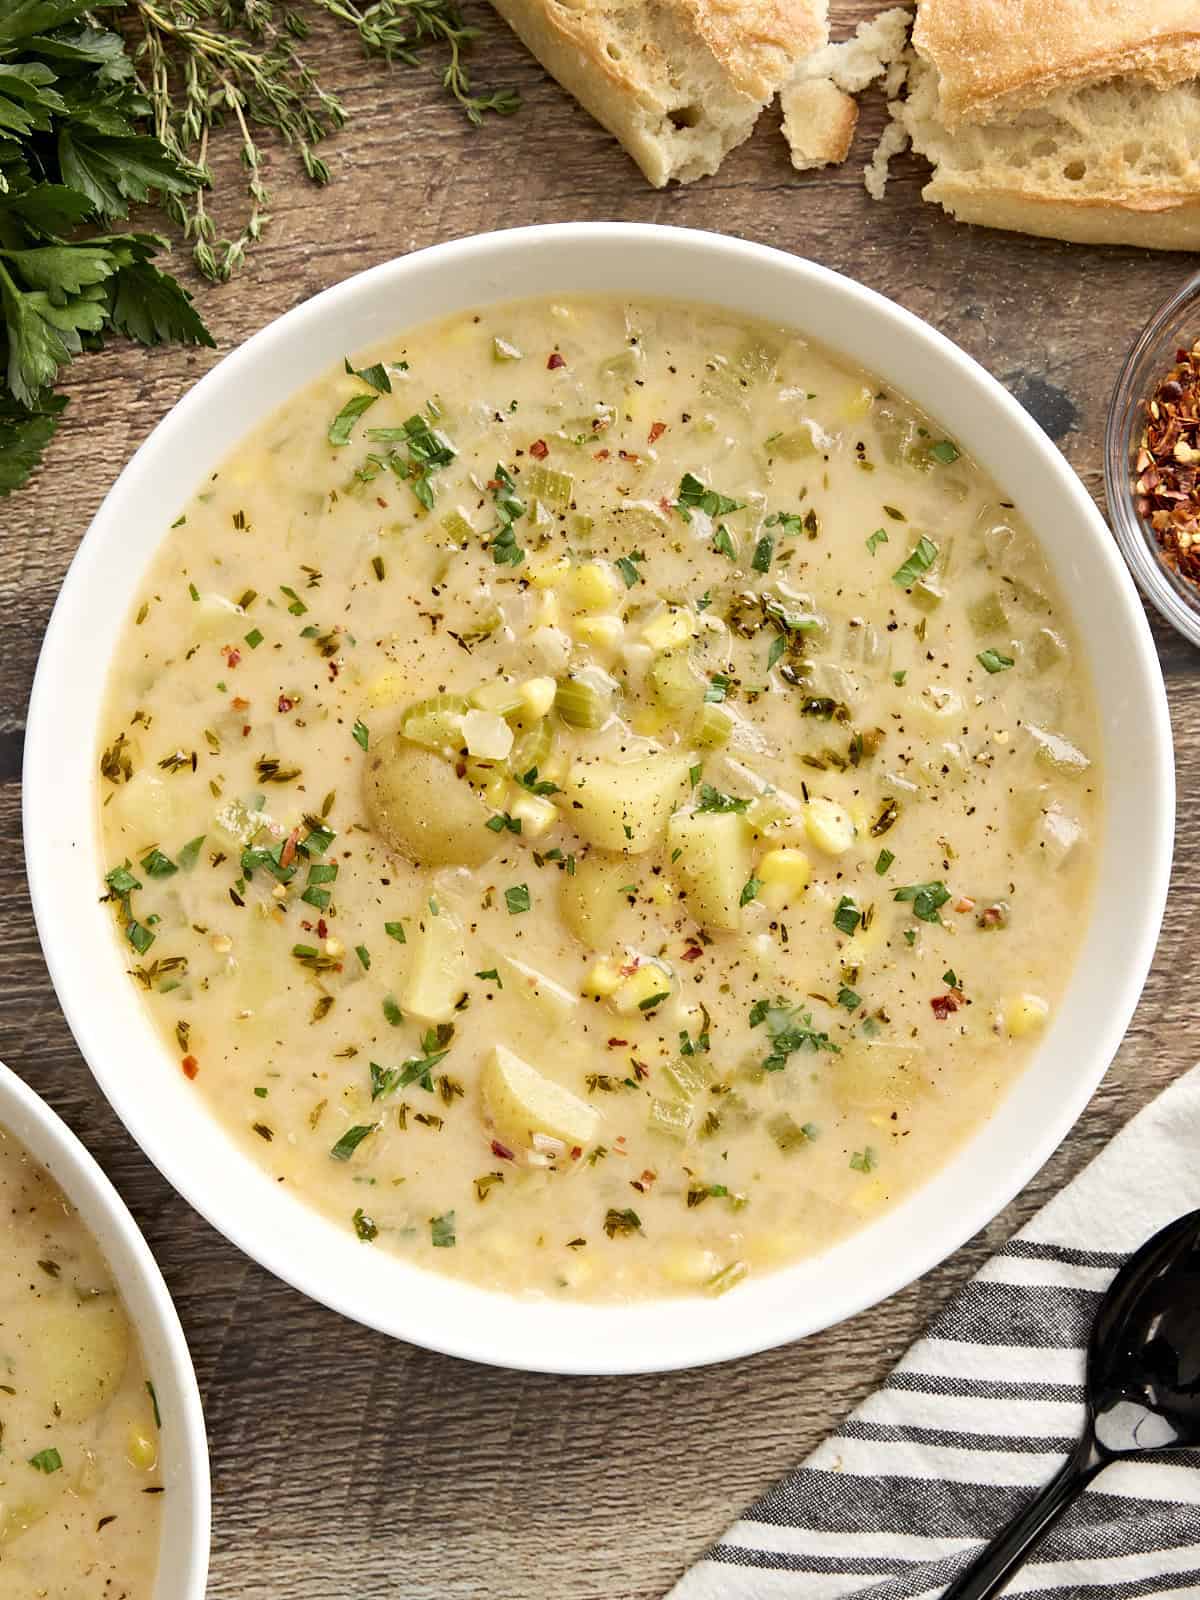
xmin=1106 ymin=267 xmax=1200 ymax=648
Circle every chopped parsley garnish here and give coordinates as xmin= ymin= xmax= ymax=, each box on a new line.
xmin=748 ymin=997 xmax=838 ymax=1071
xmin=704 ymin=674 xmax=731 ymax=704
xmin=892 ymin=537 xmax=939 ymax=588
xmin=516 ymin=766 xmax=561 ymax=797
xmin=344 ymin=357 xmax=392 ymax=393
xmin=352 ymin=718 xmax=370 ymax=751
xmin=765 ymin=510 xmax=805 ymax=536
xmin=837 ymin=985 xmax=862 ymax=1011
xmin=384 ymin=921 xmax=407 ymax=943
xmin=616 ymin=551 xmax=646 ymax=588
xmin=329 ymin=1123 xmax=377 ymax=1161
xmin=369 ymin=414 xmax=457 ymax=510
xmin=739 ymin=876 xmax=762 ymax=906
xmin=244 ymin=627 xmax=264 ymax=649
xmin=892 ymin=670 xmax=907 ymax=686
xmin=712 ymin=524 xmax=736 ymax=560
xmin=28 ymin=1448 xmax=62 ymax=1474
xmin=355 ymin=944 xmax=371 ymax=970
xmin=866 ymin=527 xmax=888 ymax=555
xmin=929 ymin=439 xmax=960 ymax=464
xmin=893 ymin=881 xmax=951 ymax=922
xmin=485 ymin=462 xmax=525 ymax=563
xmin=833 ymin=896 xmax=862 ymax=935
xmin=280 ymin=584 xmax=308 ymax=615
xmin=977 ymin=649 xmax=1015 ymax=673
xmin=850 ymin=1147 xmax=878 ymax=1173
xmin=674 ymin=471 xmax=745 ymax=522
xmin=696 ymin=784 xmax=748 ymax=814
xmin=486 ymin=812 xmax=522 ymax=834
xmin=751 ymin=535 xmax=775 ymax=573
xmin=176 ymin=835 xmax=206 ymax=871
xmin=767 ymin=634 xmax=787 ymax=670
xmin=327 ymin=392 xmax=378 ymax=446
xmin=638 ymin=991 xmax=670 ymax=1011
xmin=875 ymin=848 xmax=894 ymax=875
xmin=490 ymin=524 xmax=524 ymax=567
xmin=430 ymin=1211 xmax=456 ymax=1248
xmin=504 ymin=883 xmax=531 ymax=915
xmin=943 ymin=969 xmax=960 ymax=989
xmin=140 ymin=847 xmax=177 ymax=879
xmin=382 ymin=997 xmax=403 ymax=1027
xmin=475 ymin=968 xmax=502 ymax=985
xmin=603 ymin=1207 xmax=641 ymax=1238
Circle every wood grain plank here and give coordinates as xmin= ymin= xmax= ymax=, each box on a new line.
xmin=2 ymin=2 xmax=1198 ymax=1593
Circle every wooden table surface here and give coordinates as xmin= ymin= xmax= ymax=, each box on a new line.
xmin=2 ymin=5 xmax=1197 ymax=1595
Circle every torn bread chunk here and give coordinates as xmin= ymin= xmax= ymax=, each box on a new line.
xmin=895 ymin=53 xmax=1200 ymax=250
xmin=781 ymin=78 xmax=857 ymax=170
xmin=913 ymin=0 xmax=1200 ymax=128
xmin=490 ymin=0 xmax=829 ymax=186
xmin=781 ymin=7 xmax=911 ymax=172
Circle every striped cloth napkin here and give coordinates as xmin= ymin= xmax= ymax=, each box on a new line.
xmin=669 ymin=1065 xmax=1200 ymax=1600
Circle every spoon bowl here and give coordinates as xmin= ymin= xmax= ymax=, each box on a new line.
xmin=945 ymin=1208 xmax=1200 ymax=1599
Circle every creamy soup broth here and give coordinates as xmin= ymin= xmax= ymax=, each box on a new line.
xmin=97 ymin=297 xmax=1100 ymax=1301
xmin=0 ymin=1126 xmax=163 ymax=1594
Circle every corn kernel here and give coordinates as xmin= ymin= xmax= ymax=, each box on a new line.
xmin=1005 ymin=993 xmax=1050 ymax=1037
xmin=509 ymin=790 xmax=557 ymax=837
xmin=583 ymin=960 xmax=622 ymax=998
xmin=518 ymin=676 xmax=557 ymax=718
xmin=126 ymin=1427 xmax=158 ymax=1472
xmin=572 ymin=614 xmax=624 ymax=656
xmin=641 ymin=607 xmax=696 ymax=652
xmin=566 ymin=561 xmax=620 ymax=612
xmin=804 ymin=797 xmax=856 ymax=855
xmin=757 ymin=847 xmax=811 ymax=906
xmin=612 ymin=961 xmax=674 ymax=1015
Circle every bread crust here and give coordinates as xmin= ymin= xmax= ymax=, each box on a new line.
xmin=914 ymin=0 xmax=1200 ymax=126
xmin=924 ymin=175 xmax=1200 ymax=251
xmin=781 ymin=78 xmax=858 ymax=170
xmin=489 ymin=0 xmax=827 ymax=186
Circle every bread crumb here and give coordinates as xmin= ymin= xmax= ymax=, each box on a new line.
xmin=865 ymin=109 xmax=911 ymax=199
xmin=782 ymin=78 xmax=858 ymax=170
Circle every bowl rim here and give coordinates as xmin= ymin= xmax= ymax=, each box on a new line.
xmin=1104 ymin=265 xmax=1200 ymax=648
xmin=24 ymin=222 xmax=1175 ymax=1374
xmin=0 ymin=1061 xmax=210 ymax=1596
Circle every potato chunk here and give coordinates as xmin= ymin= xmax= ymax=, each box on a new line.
xmin=364 ymin=733 xmax=499 ymax=868
xmin=559 ymin=851 xmax=633 ymax=950
xmin=30 ymin=1298 xmax=130 ymax=1424
xmin=564 ymin=751 xmax=690 ymax=853
xmin=400 ymin=906 xmax=469 ymax=1023
xmin=481 ymin=1044 xmax=598 ymax=1148
xmin=667 ymin=807 xmax=752 ymax=931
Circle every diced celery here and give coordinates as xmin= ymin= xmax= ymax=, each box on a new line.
xmin=968 ymin=591 xmax=1009 ymax=636
xmin=570 ymin=512 xmax=594 ymax=544
xmin=469 ymin=680 xmax=524 ymax=717
xmin=736 ymin=337 xmax=780 ymax=381
xmin=705 ymin=1260 xmax=748 ymax=1297
xmin=1028 ymin=724 xmax=1090 ymax=776
xmin=400 ymin=694 xmax=469 ymax=751
xmin=693 ymin=702 xmax=734 ymax=749
xmin=441 ymin=509 xmax=474 ymax=543
xmin=509 ymin=718 xmax=553 ymax=776
xmin=555 ymin=668 xmax=616 ymax=729
xmin=648 ymin=650 xmax=704 ymax=714
xmin=647 ymin=1098 xmax=693 ymax=1140
xmin=767 ymin=425 xmax=818 ymax=460
xmin=767 ymin=1112 xmax=812 ymax=1153
xmin=1032 ymin=627 xmax=1067 ymax=671
xmin=598 ymin=348 xmax=641 ymax=381
xmin=492 ymin=336 xmax=523 ymax=362
xmin=528 ymin=465 xmax=574 ymax=508
xmin=663 ymin=1058 xmax=711 ymax=1100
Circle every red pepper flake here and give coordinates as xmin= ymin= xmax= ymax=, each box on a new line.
xmin=181 ymin=1055 xmax=199 ymax=1079
xmin=1135 ymin=341 xmax=1200 ymax=582
xmin=631 ymin=1059 xmax=649 ymax=1081
xmin=930 ymin=993 xmax=959 ymax=1021
xmin=593 ymin=448 xmax=610 ymax=461
xmin=547 ymin=352 xmax=565 ymax=370
xmin=529 ymin=438 xmax=549 ymax=460
xmin=231 ymin=696 xmax=250 ymax=711
xmin=279 ymin=828 xmax=300 ymax=871
xmin=619 ymin=959 xmax=640 ymax=977
xmin=606 ymin=1037 xmax=629 ymax=1048
xmin=316 ymin=918 xmax=328 ymax=940
xmin=953 ymin=896 xmax=975 ymax=914
xmin=241 ymin=725 xmax=251 ymax=739
xmin=376 ymin=497 xmax=388 ymax=509
xmin=278 ymin=694 xmax=295 ymax=714
xmin=491 ymin=1139 xmax=515 ymax=1161
xmin=221 ymin=646 xmax=241 ymax=669
xmin=658 ymin=496 xmax=673 ymax=515
xmin=618 ymin=449 xmax=641 ymax=464
xmin=570 ymin=1145 xmax=582 ymax=1160
xmin=648 ymin=421 xmax=667 ymax=445
xmin=681 ymin=944 xmax=703 ymax=962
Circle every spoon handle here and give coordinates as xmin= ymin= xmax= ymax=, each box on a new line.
xmin=941 ymin=1434 xmax=1105 ymax=1600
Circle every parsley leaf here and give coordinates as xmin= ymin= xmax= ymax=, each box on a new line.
xmin=695 ymin=784 xmax=748 ymax=814
xmin=327 ymin=392 xmax=378 ymax=446
xmin=893 ymin=881 xmax=950 ymax=922
xmin=977 ymin=648 xmax=1015 ymax=673
xmin=674 ymin=471 xmax=745 ymax=522
xmin=892 ymin=537 xmax=939 ymax=588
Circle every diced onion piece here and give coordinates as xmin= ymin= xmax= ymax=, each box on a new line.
xmin=462 ymin=709 xmax=514 ymax=760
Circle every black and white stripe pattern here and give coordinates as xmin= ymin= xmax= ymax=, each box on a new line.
xmin=669 ymin=1069 xmax=1200 ymax=1600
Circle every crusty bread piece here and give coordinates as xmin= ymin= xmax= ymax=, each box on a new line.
xmin=897 ymin=55 xmax=1200 ymax=250
xmin=781 ymin=78 xmax=857 ymax=170
xmin=490 ymin=0 xmax=828 ymax=187
xmin=781 ymin=8 xmax=911 ymax=172
xmin=913 ymin=0 xmax=1200 ymax=127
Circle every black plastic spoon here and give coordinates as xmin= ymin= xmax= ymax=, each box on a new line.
xmin=943 ymin=1207 xmax=1200 ymax=1599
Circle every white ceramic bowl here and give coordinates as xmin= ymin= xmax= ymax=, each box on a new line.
xmin=0 ymin=1062 xmax=209 ymax=1594
xmin=25 ymin=224 xmax=1173 ymax=1374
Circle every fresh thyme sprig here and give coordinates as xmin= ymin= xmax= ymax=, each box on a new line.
xmin=127 ymin=0 xmax=520 ymax=281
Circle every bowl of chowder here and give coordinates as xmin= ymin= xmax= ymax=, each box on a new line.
xmin=0 ymin=1062 xmax=209 ymax=1595
xmin=25 ymin=225 xmax=1172 ymax=1374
